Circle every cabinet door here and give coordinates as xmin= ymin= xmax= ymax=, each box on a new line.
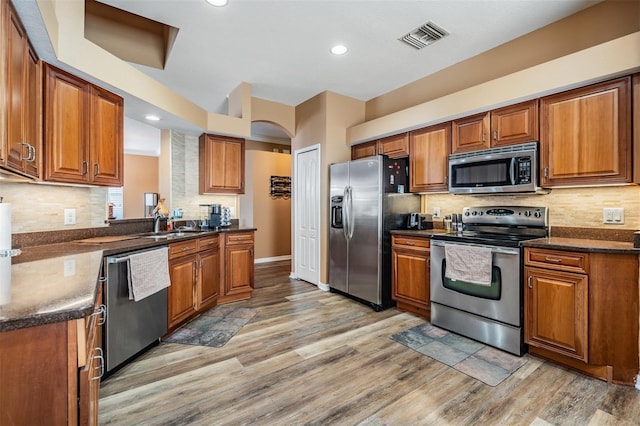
xmin=168 ymin=254 xmax=198 ymax=329
xmin=89 ymin=86 xmax=123 ymax=186
xmin=452 ymin=112 xmax=490 ymax=153
xmin=378 ymin=133 xmax=409 ymax=158
xmin=524 ymin=266 xmax=588 ymax=362
xmin=409 ymin=122 xmax=451 ymax=192
xmin=198 ymin=248 xmax=220 ymax=311
xmin=44 ymin=65 xmax=90 ymax=183
xmin=199 ymin=134 xmax=245 ymax=194
xmin=224 ymin=244 xmax=254 ymax=296
xmin=491 ymin=100 xmax=538 ymax=148
xmin=540 ymin=77 xmax=631 ymax=186
xmin=392 ymin=247 xmax=430 ymax=311
xmin=351 ymin=140 xmax=377 ymax=160
xmin=4 ymin=4 xmax=39 ymax=177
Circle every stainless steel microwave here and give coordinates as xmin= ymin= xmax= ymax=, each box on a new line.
xmin=448 ymin=142 xmax=540 ymax=194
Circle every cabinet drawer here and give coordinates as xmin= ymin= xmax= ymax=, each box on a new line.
xmin=226 ymin=232 xmax=254 ymax=245
xmin=392 ymin=235 xmax=430 ymax=251
xmin=169 ymin=240 xmax=198 ymax=259
xmin=198 ymin=235 xmax=219 ymax=251
xmin=524 ymin=248 xmax=588 ymax=274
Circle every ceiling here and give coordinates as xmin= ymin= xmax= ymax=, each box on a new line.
xmin=15 ymin=0 xmax=602 ymax=152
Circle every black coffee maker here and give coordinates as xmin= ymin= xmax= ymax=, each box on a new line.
xmin=209 ymin=204 xmax=222 ymax=228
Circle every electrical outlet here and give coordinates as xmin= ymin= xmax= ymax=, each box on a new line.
xmin=433 ymin=207 xmax=441 ymax=218
xmin=64 ymin=208 xmax=76 ymax=225
xmin=603 ymin=207 xmax=624 ymax=224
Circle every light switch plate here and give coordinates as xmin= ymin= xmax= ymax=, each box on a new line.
xmin=64 ymin=208 xmax=76 ymax=225
xmin=603 ymin=207 xmax=624 ymax=224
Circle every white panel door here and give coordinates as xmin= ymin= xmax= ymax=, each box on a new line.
xmin=294 ymin=146 xmax=320 ymax=284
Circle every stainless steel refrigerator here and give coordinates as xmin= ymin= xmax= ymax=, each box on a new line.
xmin=329 ymin=155 xmax=420 ymax=310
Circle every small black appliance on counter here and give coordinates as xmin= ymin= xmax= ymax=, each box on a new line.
xmin=209 ymin=204 xmax=222 ymax=228
xmin=406 ymin=213 xmax=433 ymax=230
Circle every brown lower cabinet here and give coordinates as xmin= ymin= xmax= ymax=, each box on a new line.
xmin=167 ymin=231 xmax=254 ymax=330
xmin=220 ymin=231 xmax=255 ymax=304
xmin=524 ymin=247 xmax=639 ymax=385
xmin=0 ymin=285 xmax=104 ymax=425
xmin=168 ymin=235 xmax=220 ymax=331
xmin=391 ymin=234 xmax=430 ymax=320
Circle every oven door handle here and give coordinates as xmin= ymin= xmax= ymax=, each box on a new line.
xmin=431 ymin=240 xmax=520 ymax=255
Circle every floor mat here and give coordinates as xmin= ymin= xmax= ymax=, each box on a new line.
xmin=164 ymin=305 xmax=256 ymax=348
xmin=391 ymin=322 xmax=527 ymax=386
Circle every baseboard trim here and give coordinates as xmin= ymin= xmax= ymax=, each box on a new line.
xmin=255 ymin=255 xmax=291 ymax=264
xmin=318 ymin=282 xmax=330 ymax=292
xmin=636 ymin=375 xmax=640 ymax=390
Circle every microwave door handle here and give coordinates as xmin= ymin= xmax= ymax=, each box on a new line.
xmin=509 ymin=158 xmax=516 ymax=185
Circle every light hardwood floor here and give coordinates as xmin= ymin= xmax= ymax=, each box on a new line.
xmin=99 ymin=261 xmax=640 ymax=425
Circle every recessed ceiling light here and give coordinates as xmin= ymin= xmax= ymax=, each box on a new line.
xmin=145 ymin=114 xmax=161 ymax=121
xmin=331 ymin=44 xmax=348 ymax=55
xmin=206 ymin=0 xmax=228 ymax=6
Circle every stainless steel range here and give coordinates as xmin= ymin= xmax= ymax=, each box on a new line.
xmin=430 ymin=206 xmax=548 ymax=355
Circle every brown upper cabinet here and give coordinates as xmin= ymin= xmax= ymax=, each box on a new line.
xmin=43 ymin=63 xmax=123 ymax=186
xmin=199 ymin=133 xmax=245 ymax=194
xmin=1 ymin=0 xmax=41 ymax=179
xmin=351 ymin=140 xmax=377 ymax=160
xmin=452 ymin=100 xmax=539 ymax=154
xmin=351 ymin=133 xmax=410 ymax=160
xmin=409 ymin=122 xmax=451 ymax=193
xmin=540 ymin=76 xmax=632 ymax=187
xmin=377 ymin=133 xmax=409 ymax=158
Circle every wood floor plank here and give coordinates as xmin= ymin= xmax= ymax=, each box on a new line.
xmin=99 ymin=260 xmax=640 ymax=425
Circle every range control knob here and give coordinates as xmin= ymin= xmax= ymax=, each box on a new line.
xmin=524 ymin=211 xmax=532 ymax=217
xmin=472 ymin=211 xmax=478 ymax=216
xmin=465 ymin=211 xmax=470 ymax=216
xmin=534 ymin=211 xmax=542 ymax=218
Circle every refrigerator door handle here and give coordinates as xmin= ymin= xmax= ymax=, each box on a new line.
xmin=342 ymin=186 xmax=350 ymax=240
xmin=347 ymin=186 xmax=355 ymax=240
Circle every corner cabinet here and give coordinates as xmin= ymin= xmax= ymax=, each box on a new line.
xmin=409 ymin=122 xmax=451 ymax=193
xmin=540 ymin=76 xmax=631 ymax=187
xmin=452 ymin=100 xmax=538 ymax=154
xmin=391 ymin=235 xmax=430 ymax=319
xmin=220 ymin=231 xmax=254 ymax=304
xmin=524 ymin=247 xmax=639 ymax=385
xmin=167 ymin=236 xmax=220 ymax=331
xmin=1 ymin=0 xmax=41 ymax=178
xmin=199 ymin=134 xmax=245 ymax=194
xmin=43 ymin=63 xmax=124 ymax=186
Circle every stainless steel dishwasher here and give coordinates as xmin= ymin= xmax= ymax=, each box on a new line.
xmin=104 ymin=249 xmax=168 ymax=374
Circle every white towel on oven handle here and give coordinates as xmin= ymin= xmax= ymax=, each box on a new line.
xmin=127 ymin=247 xmax=171 ymax=301
xmin=444 ymin=244 xmax=493 ymax=286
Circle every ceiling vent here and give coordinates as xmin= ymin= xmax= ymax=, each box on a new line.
xmin=400 ymin=21 xmax=449 ymax=50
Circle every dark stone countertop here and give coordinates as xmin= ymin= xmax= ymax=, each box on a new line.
xmin=521 ymin=237 xmax=640 ymax=254
xmin=1 ymin=227 xmax=256 ymax=332
xmin=390 ymin=228 xmax=449 ymax=238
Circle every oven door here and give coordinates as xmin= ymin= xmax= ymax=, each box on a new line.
xmin=430 ymin=240 xmax=521 ymax=327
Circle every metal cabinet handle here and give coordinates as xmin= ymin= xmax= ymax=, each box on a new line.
xmin=91 ymin=304 xmax=106 ymax=325
xmin=544 ymin=257 xmax=563 ymax=263
xmin=527 ymin=276 xmax=533 ymax=289
xmin=482 ymin=133 xmax=486 ymax=142
xmin=94 ymin=163 xmax=100 ymax=177
xmin=91 ymin=347 xmax=104 ymax=380
xmin=493 ymin=130 xmax=497 ymax=141
xmin=19 ymin=142 xmax=29 ymax=161
xmin=82 ymin=161 xmax=88 ymax=175
xmin=543 ymin=167 xmax=549 ymax=178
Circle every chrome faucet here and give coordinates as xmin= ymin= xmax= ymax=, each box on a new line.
xmin=153 ymin=213 xmax=164 ymax=233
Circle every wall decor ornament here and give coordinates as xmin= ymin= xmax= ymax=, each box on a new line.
xmin=270 ymin=176 xmax=291 ymax=199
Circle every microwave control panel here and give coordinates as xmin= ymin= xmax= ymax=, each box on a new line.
xmin=516 ymin=156 xmax=532 ymax=184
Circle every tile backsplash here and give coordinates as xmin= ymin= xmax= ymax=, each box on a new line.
xmin=423 ymin=185 xmax=640 ymax=229
xmin=1 ymin=182 xmax=109 ymax=233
